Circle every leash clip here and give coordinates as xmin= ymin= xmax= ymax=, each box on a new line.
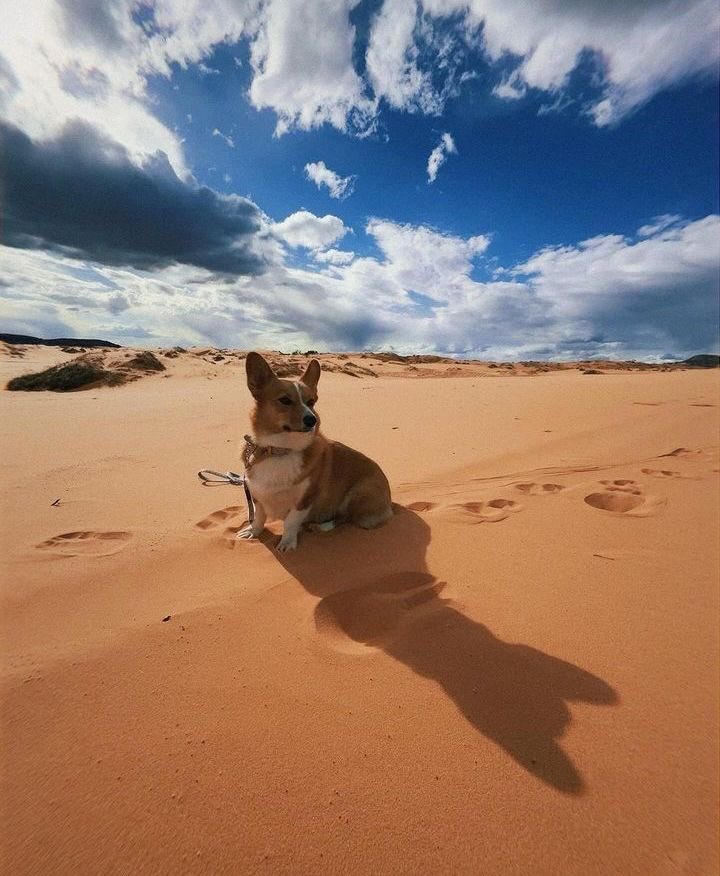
xmin=197 ymin=469 xmax=245 ymax=485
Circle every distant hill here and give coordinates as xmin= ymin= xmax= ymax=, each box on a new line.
xmin=0 ymin=333 xmax=121 ymax=349
xmin=683 ymin=354 xmax=720 ymax=368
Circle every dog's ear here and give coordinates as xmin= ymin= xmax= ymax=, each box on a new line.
xmin=246 ymin=352 xmax=277 ymax=398
xmin=300 ymin=358 xmax=321 ymax=390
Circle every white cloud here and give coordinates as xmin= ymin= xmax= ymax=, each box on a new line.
xmin=272 ymin=210 xmax=350 ymax=250
xmin=367 ymin=218 xmax=488 ymax=292
xmin=366 ymin=0 xmax=441 ymax=115
xmin=0 ymin=0 xmax=189 ymax=174
xmin=247 ymin=0 xmax=376 ymax=135
xmin=492 ymin=72 xmax=526 ymax=101
xmin=0 ymin=0 xmax=714 ymax=187
xmin=637 ymin=214 xmax=683 ymax=238
xmin=314 ymin=248 xmax=355 ymax=265
xmin=512 ymin=215 xmax=720 ymax=353
xmin=2 ymin=215 xmax=718 ymax=359
xmin=518 ymin=215 xmax=719 ymax=306
xmin=449 ymin=0 xmax=720 ymax=125
xmin=304 ymin=161 xmax=356 ymax=199
xmin=212 ymin=128 xmax=235 ymax=148
xmin=164 ymin=0 xmax=717 ymax=133
xmin=362 ymin=0 xmax=720 ymax=128
xmin=427 ymin=132 xmax=457 ymax=183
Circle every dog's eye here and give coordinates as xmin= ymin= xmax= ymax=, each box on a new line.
xmin=307 ymin=398 xmax=316 ymax=407
xmin=278 ymin=396 xmax=293 ymax=406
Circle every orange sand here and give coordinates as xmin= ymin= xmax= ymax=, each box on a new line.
xmin=1 ymin=345 xmax=718 ymax=874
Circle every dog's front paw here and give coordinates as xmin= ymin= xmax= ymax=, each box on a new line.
xmin=236 ymin=525 xmax=261 ymax=540
xmin=276 ymin=534 xmax=298 ymax=552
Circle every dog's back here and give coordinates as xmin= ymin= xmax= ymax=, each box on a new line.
xmin=298 ymin=436 xmax=393 ymax=529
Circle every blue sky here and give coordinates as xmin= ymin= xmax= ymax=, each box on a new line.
xmin=1 ymin=0 xmax=718 ymax=359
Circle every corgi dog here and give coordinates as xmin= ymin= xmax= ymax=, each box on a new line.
xmin=238 ymin=352 xmax=393 ymax=551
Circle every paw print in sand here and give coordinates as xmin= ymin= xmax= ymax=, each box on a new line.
xmin=515 ymin=482 xmax=565 ymax=495
xmin=194 ymin=506 xmax=246 ymax=531
xmin=640 ymin=468 xmax=693 ymax=480
xmin=195 ymin=506 xmax=250 ymax=547
xmin=451 ymin=498 xmax=522 ymax=523
xmin=405 ymin=501 xmax=437 ymax=512
xmin=36 ymin=530 xmax=132 ymax=557
xmin=584 ymin=480 xmax=663 ymax=517
xmin=404 ymin=497 xmax=522 ymax=524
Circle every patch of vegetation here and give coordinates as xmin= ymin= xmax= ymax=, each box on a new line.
xmin=123 ymin=351 xmax=166 ymax=371
xmin=7 ymin=361 xmax=126 ymax=392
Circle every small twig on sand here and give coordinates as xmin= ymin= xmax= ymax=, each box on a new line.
xmin=593 ymin=553 xmax=615 ymax=560
xmin=51 ymin=498 xmax=60 ymax=506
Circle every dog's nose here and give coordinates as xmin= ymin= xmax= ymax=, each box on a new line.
xmin=303 ymin=414 xmax=317 ymax=428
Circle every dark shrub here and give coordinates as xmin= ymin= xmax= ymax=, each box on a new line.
xmin=7 ymin=362 xmax=124 ymax=391
xmin=123 ymin=351 xmax=166 ymax=371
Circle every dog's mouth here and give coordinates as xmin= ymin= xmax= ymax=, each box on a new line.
xmin=282 ymin=425 xmax=315 ymax=433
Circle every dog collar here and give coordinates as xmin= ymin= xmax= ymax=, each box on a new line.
xmin=242 ymin=434 xmax=294 ymax=470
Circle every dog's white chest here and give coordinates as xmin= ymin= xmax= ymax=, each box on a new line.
xmin=247 ymin=453 xmax=307 ymax=519
xmin=248 ymin=452 xmax=303 ymax=492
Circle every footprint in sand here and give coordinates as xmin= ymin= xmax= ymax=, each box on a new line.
xmin=584 ymin=480 xmax=663 ymax=517
xmin=195 ymin=506 xmax=251 ymax=548
xmin=314 ymin=573 xmax=448 ymax=655
xmin=402 ymin=498 xmax=521 ymax=523
xmin=194 ymin=506 xmax=246 ymax=531
xmin=405 ymin=501 xmax=437 ymax=512
xmin=449 ymin=498 xmax=522 ymax=524
xmin=36 ymin=531 xmax=132 ymax=557
xmin=515 ymin=482 xmax=565 ymax=495
xmin=640 ymin=468 xmax=693 ymax=480
xmin=599 ymin=479 xmax=641 ymax=493
xmin=660 ymin=447 xmax=706 ymax=460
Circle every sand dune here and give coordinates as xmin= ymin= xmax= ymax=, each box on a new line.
xmin=1 ymin=347 xmax=718 ymax=874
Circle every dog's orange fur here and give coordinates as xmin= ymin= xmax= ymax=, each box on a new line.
xmin=240 ymin=352 xmax=393 ymax=551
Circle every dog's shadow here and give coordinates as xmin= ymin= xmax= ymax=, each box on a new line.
xmin=259 ymin=505 xmax=618 ymax=795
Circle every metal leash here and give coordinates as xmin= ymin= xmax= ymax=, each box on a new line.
xmin=197 ymin=469 xmax=255 ymax=524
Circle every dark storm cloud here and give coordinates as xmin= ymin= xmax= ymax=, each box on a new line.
xmin=0 ymin=120 xmax=267 ymax=275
